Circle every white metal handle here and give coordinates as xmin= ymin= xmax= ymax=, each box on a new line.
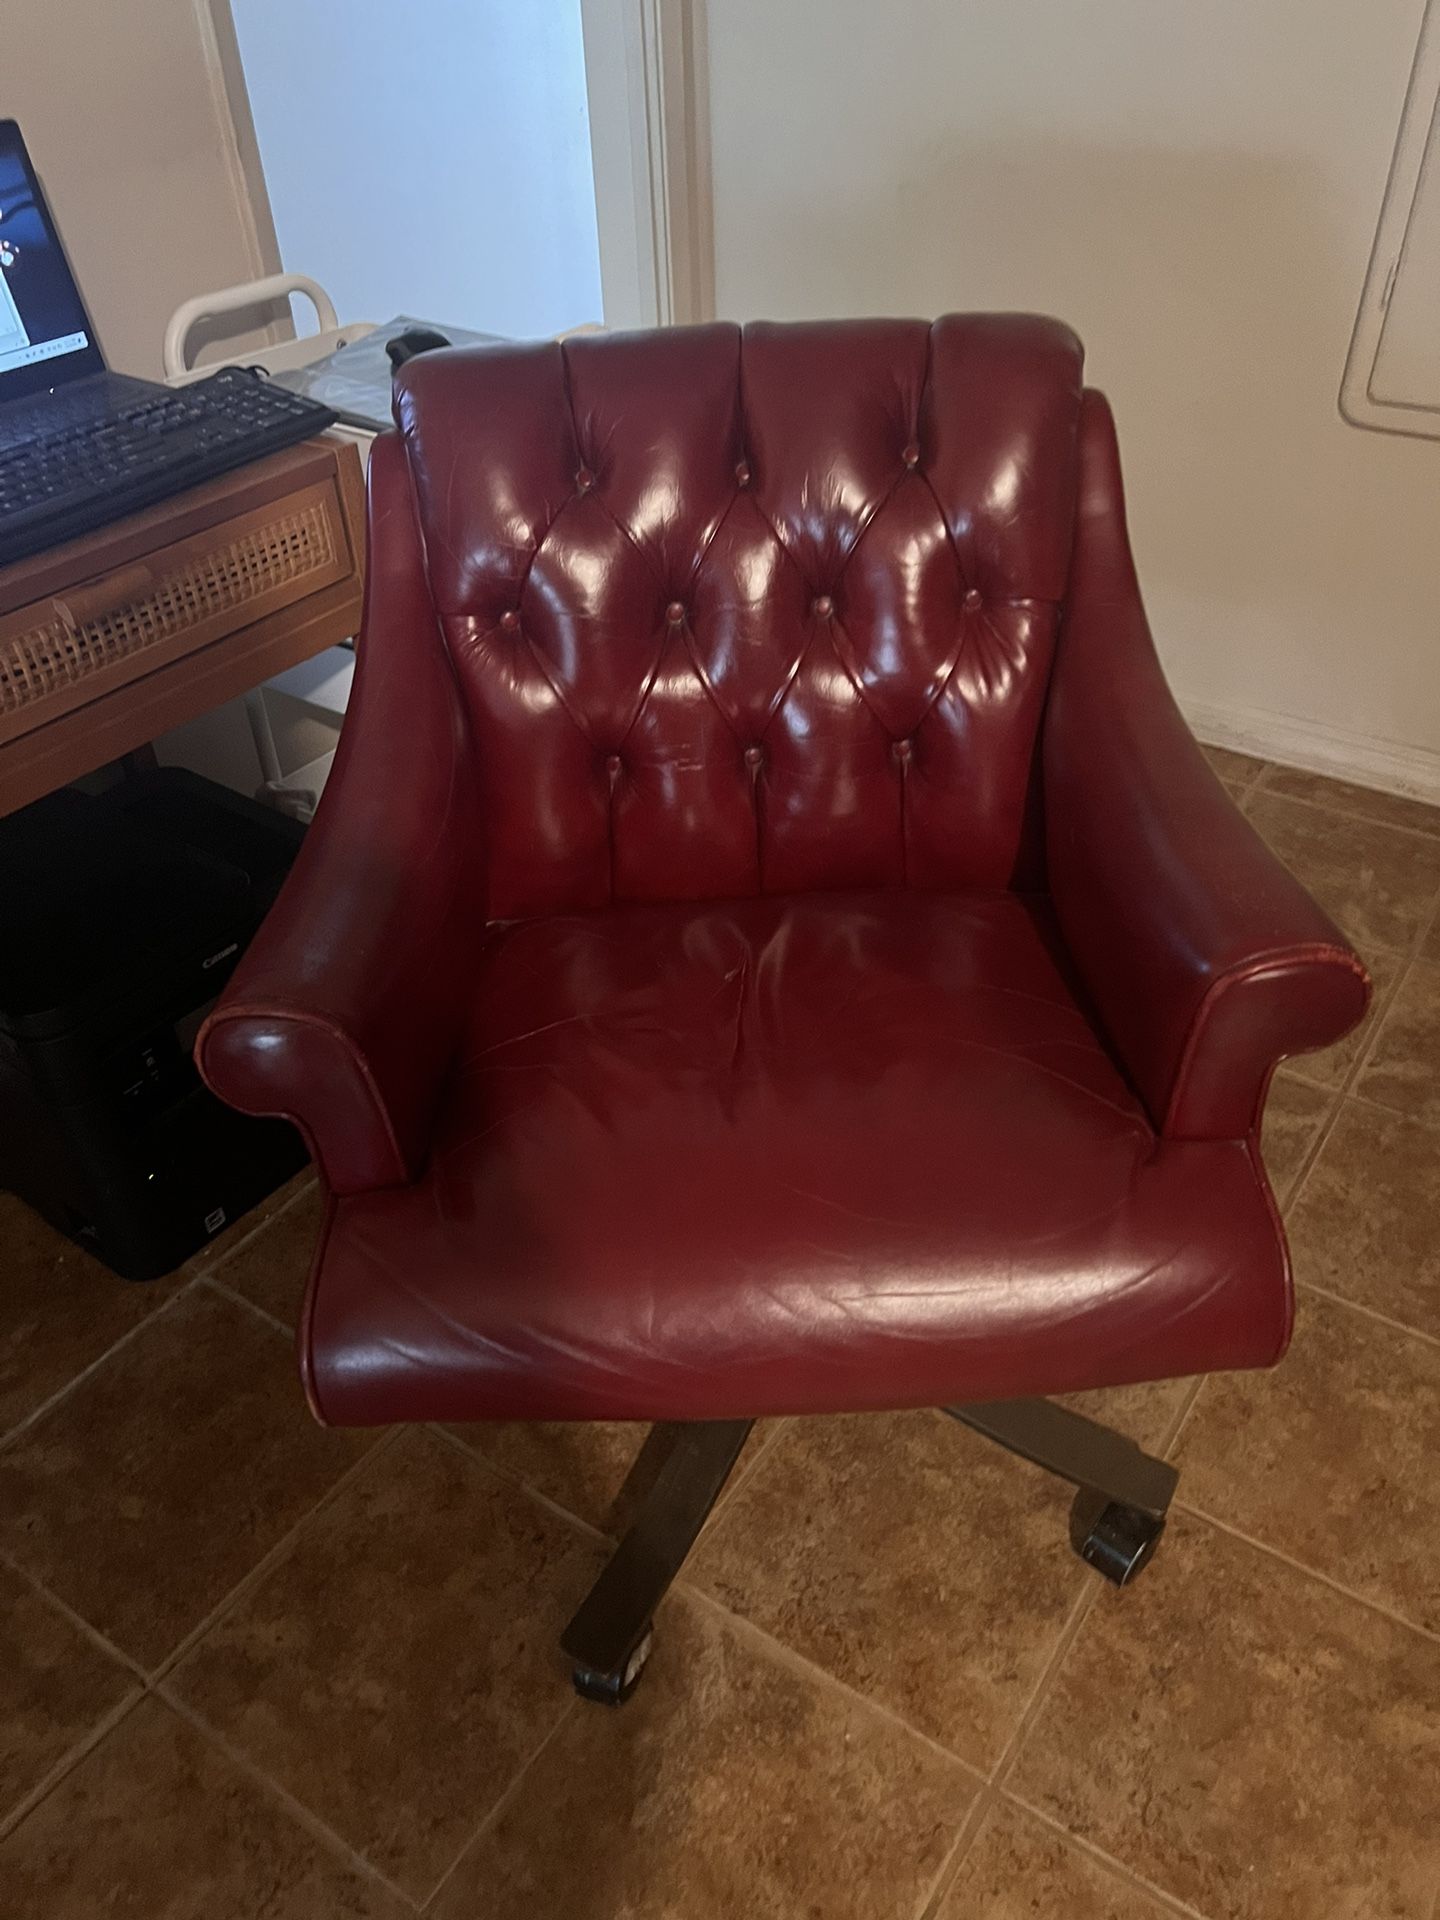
xmin=162 ymin=273 xmax=341 ymax=378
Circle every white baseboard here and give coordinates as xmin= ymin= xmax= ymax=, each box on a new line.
xmin=1179 ymin=697 xmax=1440 ymax=809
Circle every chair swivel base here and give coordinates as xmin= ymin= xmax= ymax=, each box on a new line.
xmin=561 ymin=1396 xmax=1178 ymax=1704
xmin=1069 ymin=1489 xmax=1166 ymax=1586
xmin=946 ymin=1397 xmax=1177 ymax=1589
xmin=560 ymin=1420 xmax=754 ymax=1706
xmin=571 ymin=1625 xmax=655 ymax=1706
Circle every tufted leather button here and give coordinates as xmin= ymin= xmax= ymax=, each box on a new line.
xmin=892 ymin=737 xmax=914 ymax=764
xmin=499 ymin=609 xmax=520 ymax=632
xmin=963 ymin=588 xmax=983 ymax=610
xmin=812 ymin=594 xmax=834 ymax=619
xmin=734 ymin=460 xmax=752 ymax=486
xmin=666 ymin=600 xmax=686 ymax=625
xmin=604 ymin=752 xmax=623 ymax=778
xmin=575 ymin=465 xmax=595 ymax=491
xmin=744 ymin=744 xmax=764 ymax=769
xmin=902 ymin=441 xmax=921 ymax=468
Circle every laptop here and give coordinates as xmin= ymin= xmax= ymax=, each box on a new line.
xmin=0 ymin=118 xmax=336 ymax=568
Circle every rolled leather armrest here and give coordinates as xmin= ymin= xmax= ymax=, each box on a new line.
xmin=1044 ymin=392 xmax=1370 ymax=1140
xmin=197 ymin=433 xmax=484 ymax=1191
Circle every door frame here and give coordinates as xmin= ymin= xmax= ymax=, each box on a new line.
xmin=1339 ymin=0 xmax=1440 ymax=439
xmin=200 ymin=0 xmax=713 ymax=336
xmin=579 ymin=0 xmax=714 ymax=327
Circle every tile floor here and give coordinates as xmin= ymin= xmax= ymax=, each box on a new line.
xmin=2 ymin=752 xmax=1438 ymax=1919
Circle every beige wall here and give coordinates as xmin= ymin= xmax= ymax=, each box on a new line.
xmin=705 ymin=0 xmax=1440 ymax=792
xmin=8 ymin=0 xmax=265 ymax=378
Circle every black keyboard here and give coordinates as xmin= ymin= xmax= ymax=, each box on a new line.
xmin=0 ymin=367 xmax=339 ymax=568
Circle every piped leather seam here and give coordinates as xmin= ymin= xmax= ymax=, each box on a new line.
xmin=298 ymin=1186 xmax=341 ymax=1426
xmin=1242 ymin=1108 xmax=1295 ymax=1367
xmin=1161 ymin=943 xmax=1371 ymax=1137
xmin=198 ymin=1003 xmax=409 ymax=1185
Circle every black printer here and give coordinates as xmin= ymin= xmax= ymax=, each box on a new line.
xmin=0 ymin=769 xmax=307 ymax=1279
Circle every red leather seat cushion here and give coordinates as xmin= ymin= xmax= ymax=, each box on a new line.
xmin=303 ymin=891 xmax=1291 ymax=1425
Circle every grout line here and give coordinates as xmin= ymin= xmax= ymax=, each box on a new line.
xmin=0 ymin=1276 xmax=198 ymax=1457
xmin=1276 ymin=1088 xmax=1346 ymax=1219
xmin=433 ymin=1415 xmax=788 ymax=1557
xmin=971 ymin=1393 xmax=1212 ymax=1814
xmin=1341 ymin=978 xmax=1415 ymax=1094
xmin=0 ymin=1686 xmax=145 ymax=1845
xmin=185 ymin=1175 xmax=318 ymax=1283
xmin=912 ymin=1782 xmax=995 ymax=1920
xmin=199 ymin=1270 xmax=300 ymax=1342
xmin=0 ymin=1548 xmax=148 ymax=1682
xmin=988 ymin=1579 xmax=1100 ymax=1793
xmin=0 ymin=1174 xmax=317 ymax=1456
xmin=417 ymin=1698 xmax=579 ymax=1915
xmin=1157 ymin=1378 xmax=1206 ymax=1463
xmin=1331 ymin=958 xmax=1413 ymax=1088
xmin=713 ymin=1415 xmax=788 ymax=1513
xmin=427 ymin=1425 xmax=614 ymax=1548
xmin=1245 ymin=773 xmax=1440 ymax=845
xmin=998 ymin=1787 xmax=1218 ymax=1920
xmin=1160 ymin=1378 xmax=1207 ymax=1465
xmin=159 ymin=1688 xmax=419 ymax=1912
xmin=677 ymin=1581 xmax=987 ymax=1780
xmin=1278 ymin=840 xmax=1440 ymax=1224
xmin=1343 ymin=1083 xmax=1440 ymax=1131
xmin=1295 ymin=1278 xmax=1440 ymax=1354
xmin=1413 ymin=884 xmax=1440 ymax=964
xmin=1278 ymin=1060 xmax=1346 ymax=1094
xmin=1173 ymin=1501 xmax=1440 ymax=1648
xmin=1279 ymin=941 xmax=1423 ymax=1221
xmin=147 ymin=1427 xmax=402 ymax=1687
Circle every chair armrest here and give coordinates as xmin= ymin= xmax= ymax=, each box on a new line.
xmin=1044 ymin=392 xmax=1369 ymax=1140
xmin=197 ymin=433 xmax=484 ymax=1191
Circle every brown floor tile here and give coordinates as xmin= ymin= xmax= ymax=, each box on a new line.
xmin=1286 ymin=1100 xmax=1439 ymax=1332
xmin=1356 ymin=958 xmax=1440 ymax=1128
xmin=1201 ymin=744 xmax=1265 ymax=789
xmin=937 ymin=1797 xmax=1178 ymax=1919
xmin=209 ymin=1181 xmax=325 ymax=1328
xmin=0 ymin=1287 xmax=373 ymax=1669
xmin=0 ymin=1561 xmax=137 ymax=1823
xmin=1254 ymin=764 xmax=1440 ymax=840
xmin=445 ymin=1417 xmax=778 ymax=1537
xmin=182 ymin=1167 xmax=314 ymax=1277
xmin=687 ymin=1410 xmax=1086 ymax=1770
xmin=1175 ymin=1290 xmax=1440 ymax=1633
xmin=1242 ymin=790 xmax=1440 ymax=961
xmin=433 ymin=1588 xmax=977 ymax=1920
xmin=444 ymin=1418 xmax=653 ymax=1533
xmin=170 ymin=1427 xmax=601 ymax=1902
xmin=1279 ymin=941 xmax=1401 ymax=1094
xmin=1008 ymin=1511 xmax=1440 ymax=1919
xmin=0 ymin=1194 xmax=181 ymax=1443
xmin=1258 ymin=1071 xmax=1335 ymax=1205
xmin=0 ymin=1696 xmax=405 ymax=1918
xmin=1057 ymin=1376 xmax=1194 ymax=1455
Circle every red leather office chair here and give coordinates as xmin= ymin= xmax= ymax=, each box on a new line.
xmin=199 ymin=316 xmax=1369 ymax=1704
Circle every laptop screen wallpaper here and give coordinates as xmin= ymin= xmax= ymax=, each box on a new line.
xmin=0 ymin=133 xmax=92 ymax=380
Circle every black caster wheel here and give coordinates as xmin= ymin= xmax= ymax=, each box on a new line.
xmin=1070 ymin=1489 xmax=1165 ymax=1587
xmin=571 ymin=1625 xmax=654 ymax=1706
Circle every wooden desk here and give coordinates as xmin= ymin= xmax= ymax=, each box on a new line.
xmin=0 ymin=438 xmax=366 ymax=817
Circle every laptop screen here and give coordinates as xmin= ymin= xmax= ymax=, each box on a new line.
xmin=0 ymin=120 xmax=106 ymax=402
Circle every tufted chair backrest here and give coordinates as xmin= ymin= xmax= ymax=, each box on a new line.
xmin=393 ymin=314 xmax=1085 ymax=921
